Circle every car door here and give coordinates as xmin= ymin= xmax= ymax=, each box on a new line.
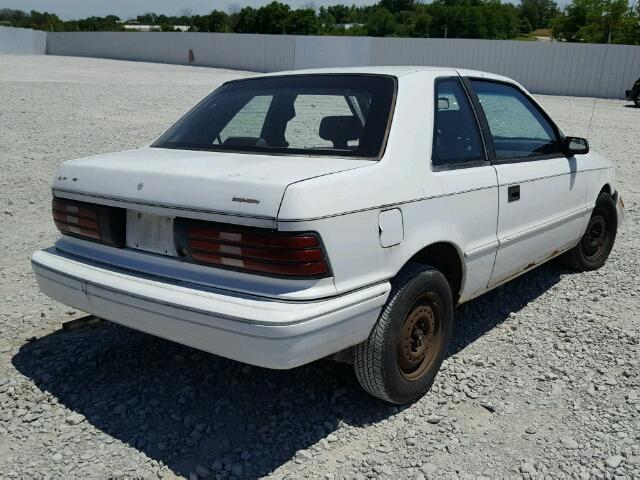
xmin=429 ymin=76 xmax=499 ymax=302
xmin=466 ymin=79 xmax=588 ymax=288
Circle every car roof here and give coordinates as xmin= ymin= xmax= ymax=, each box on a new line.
xmin=252 ymin=66 xmax=524 ymax=90
xmin=258 ymin=66 xmax=455 ymax=77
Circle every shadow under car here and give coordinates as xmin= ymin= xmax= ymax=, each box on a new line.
xmin=12 ymin=263 xmax=567 ymax=478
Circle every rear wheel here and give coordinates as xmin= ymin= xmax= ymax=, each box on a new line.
xmin=354 ymin=263 xmax=452 ymax=404
xmin=559 ymin=192 xmax=617 ymax=271
xmin=634 ymin=93 xmax=640 ymax=108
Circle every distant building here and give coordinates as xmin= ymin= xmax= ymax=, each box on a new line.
xmin=335 ymin=23 xmax=364 ymax=30
xmin=117 ymin=21 xmax=190 ymax=32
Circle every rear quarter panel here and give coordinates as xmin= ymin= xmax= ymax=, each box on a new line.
xmin=278 ymin=71 xmax=499 ymax=301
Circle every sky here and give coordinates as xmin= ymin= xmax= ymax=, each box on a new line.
xmin=0 ymin=0 xmax=381 ymax=20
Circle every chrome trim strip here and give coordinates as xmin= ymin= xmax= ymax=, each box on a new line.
xmin=502 ymin=167 xmax=609 ymax=187
xmin=53 ymin=188 xmax=274 ymax=220
xmin=278 ymin=184 xmax=496 ymax=222
xmin=52 ymin=188 xmax=276 ymax=228
xmin=498 ymin=205 xmax=591 ymax=247
xmin=464 ymin=240 xmax=499 ymax=260
xmin=464 ymin=205 xmax=591 ymax=260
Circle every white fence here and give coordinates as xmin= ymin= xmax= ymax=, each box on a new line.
xmin=0 ymin=26 xmax=46 ymax=55
xmin=46 ymin=31 xmax=640 ymax=99
xmin=370 ymin=37 xmax=640 ymax=98
xmin=1 ymin=28 xmax=637 ymax=98
xmin=46 ymin=31 xmax=296 ymax=72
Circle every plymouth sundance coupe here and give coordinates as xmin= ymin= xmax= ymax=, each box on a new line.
xmin=32 ymin=67 xmax=626 ymax=403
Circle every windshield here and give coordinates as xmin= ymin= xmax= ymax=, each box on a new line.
xmin=153 ymin=74 xmax=396 ymax=159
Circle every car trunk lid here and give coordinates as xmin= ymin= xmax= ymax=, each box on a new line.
xmin=53 ymin=147 xmax=371 ymax=228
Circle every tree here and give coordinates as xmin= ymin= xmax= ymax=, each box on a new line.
xmin=255 ymin=1 xmax=291 ymax=34
xmin=136 ymin=12 xmax=158 ymax=24
xmin=317 ymin=7 xmax=336 ymax=31
xmin=232 ymin=7 xmax=258 ymax=33
xmin=366 ymin=8 xmax=397 ymax=36
xmin=615 ymin=2 xmax=640 ymax=44
xmin=193 ymin=10 xmax=229 ymax=32
xmin=413 ymin=12 xmax=432 ymax=37
xmin=327 ymin=5 xmax=350 ymax=23
xmin=285 ymin=9 xmax=318 ymax=34
xmin=519 ymin=0 xmax=559 ymax=30
xmin=552 ymin=0 xmax=632 ymax=43
xmin=520 ymin=16 xmax=533 ymax=34
xmin=379 ymin=0 xmax=417 ymax=14
xmin=29 ymin=10 xmax=64 ymax=31
xmin=77 ymin=14 xmax=121 ymax=32
xmin=11 ymin=0 xmax=634 ymax=43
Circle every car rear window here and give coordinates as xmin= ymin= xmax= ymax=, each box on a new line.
xmin=153 ymin=74 xmax=396 ymax=159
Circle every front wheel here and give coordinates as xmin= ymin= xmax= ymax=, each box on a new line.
xmin=354 ymin=263 xmax=453 ymax=404
xmin=634 ymin=94 xmax=640 ymax=108
xmin=559 ymin=192 xmax=617 ymax=271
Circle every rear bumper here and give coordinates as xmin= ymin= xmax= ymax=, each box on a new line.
xmin=31 ymin=248 xmax=390 ymax=369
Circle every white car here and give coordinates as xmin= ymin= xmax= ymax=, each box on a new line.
xmin=32 ymin=67 xmax=626 ymax=404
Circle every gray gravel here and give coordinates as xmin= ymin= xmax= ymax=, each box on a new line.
xmin=1 ymin=55 xmax=639 ymax=479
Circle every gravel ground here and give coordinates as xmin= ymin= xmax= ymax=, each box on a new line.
xmin=0 ymin=55 xmax=638 ymax=479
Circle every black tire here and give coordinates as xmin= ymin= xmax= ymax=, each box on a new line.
xmin=559 ymin=192 xmax=617 ymax=271
xmin=354 ymin=263 xmax=453 ymax=404
xmin=634 ymin=93 xmax=640 ymax=108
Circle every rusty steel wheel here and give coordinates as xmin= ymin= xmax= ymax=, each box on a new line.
xmin=559 ymin=192 xmax=617 ymax=272
xmin=354 ymin=263 xmax=453 ymax=404
xmin=581 ymin=214 xmax=610 ymax=262
xmin=397 ymin=296 xmax=442 ymax=382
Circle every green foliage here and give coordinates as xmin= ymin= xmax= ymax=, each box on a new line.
xmin=2 ymin=0 xmax=638 ymax=44
xmin=414 ymin=12 xmax=433 ymax=37
xmin=552 ymin=0 xmax=639 ymax=44
xmin=192 ymin=11 xmax=229 ymax=32
xmin=76 ymin=15 xmax=123 ymax=32
xmin=367 ymin=8 xmax=397 ymax=36
xmin=426 ymin=1 xmax=522 ymax=39
xmin=0 ymin=8 xmax=65 ymax=31
xmin=519 ymin=0 xmax=559 ymax=30
xmin=520 ymin=16 xmax=533 ymax=34
xmin=254 ymin=1 xmax=291 ymax=34
xmin=285 ymin=9 xmax=318 ymax=35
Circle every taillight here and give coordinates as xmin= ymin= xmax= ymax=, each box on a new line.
xmin=176 ymin=220 xmax=330 ymax=278
xmin=52 ymin=197 xmax=125 ymax=247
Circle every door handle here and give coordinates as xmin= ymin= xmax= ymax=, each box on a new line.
xmin=508 ymin=185 xmax=520 ymax=202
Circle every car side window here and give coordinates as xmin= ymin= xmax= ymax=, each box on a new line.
xmin=470 ymin=80 xmax=561 ymax=160
xmin=432 ymin=78 xmax=485 ymax=168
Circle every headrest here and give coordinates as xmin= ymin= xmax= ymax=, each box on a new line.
xmin=319 ymin=116 xmax=363 ymax=147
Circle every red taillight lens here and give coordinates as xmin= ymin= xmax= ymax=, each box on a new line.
xmin=53 ymin=198 xmax=101 ymax=240
xmin=178 ymin=221 xmax=330 ymax=278
xmin=52 ymin=197 xmax=125 ymax=247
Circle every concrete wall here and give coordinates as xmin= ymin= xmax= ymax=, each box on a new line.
xmin=0 ymin=26 xmax=46 ymax=55
xmin=43 ymin=31 xmax=640 ymax=98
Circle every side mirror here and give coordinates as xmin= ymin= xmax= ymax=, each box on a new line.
xmin=437 ymin=97 xmax=450 ymax=110
xmin=563 ymin=136 xmax=589 ymax=155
